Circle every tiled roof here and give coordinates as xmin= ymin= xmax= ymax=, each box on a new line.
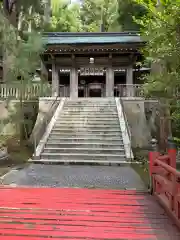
xmin=43 ymin=32 xmax=143 ymax=45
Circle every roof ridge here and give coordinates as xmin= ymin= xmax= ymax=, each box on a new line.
xmin=43 ymin=32 xmax=141 ymax=37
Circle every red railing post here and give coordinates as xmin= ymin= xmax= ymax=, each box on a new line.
xmin=149 ymin=138 xmax=159 ymax=194
xmin=167 ymin=137 xmax=177 ymax=211
xmin=167 ymin=137 xmax=177 ymax=169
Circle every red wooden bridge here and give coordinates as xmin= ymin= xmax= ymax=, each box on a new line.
xmin=0 ymin=139 xmax=180 ymax=239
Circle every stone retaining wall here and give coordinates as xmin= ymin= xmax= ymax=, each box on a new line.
xmin=121 ymin=98 xmax=159 ymax=149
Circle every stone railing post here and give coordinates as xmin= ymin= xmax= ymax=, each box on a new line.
xmin=149 ymin=138 xmax=158 ymax=194
xmin=126 ymin=66 xmax=134 ymax=97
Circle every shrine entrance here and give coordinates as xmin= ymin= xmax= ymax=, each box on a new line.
xmin=78 ymin=76 xmax=106 ymax=98
xmin=78 ymin=67 xmax=106 ymax=97
xmin=89 ymin=87 xmax=102 ymax=97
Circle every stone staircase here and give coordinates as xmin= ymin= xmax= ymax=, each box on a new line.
xmin=34 ymin=98 xmax=129 ymax=165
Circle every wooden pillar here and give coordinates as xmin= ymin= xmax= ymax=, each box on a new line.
xmin=52 ymin=60 xmax=59 ymax=97
xmin=126 ymin=66 xmax=134 ymax=97
xmin=106 ymin=55 xmax=114 ymax=97
xmin=70 ymin=58 xmax=78 ymax=98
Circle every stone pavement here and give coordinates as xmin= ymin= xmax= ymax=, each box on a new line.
xmin=1 ymin=164 xmax=145 ymax=190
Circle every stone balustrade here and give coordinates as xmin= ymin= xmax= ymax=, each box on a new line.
xmin=0 ymin=83 xmax=145 ymax=99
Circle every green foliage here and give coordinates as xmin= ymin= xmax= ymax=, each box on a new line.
xmin=0 ymin=6 xmax=44 ymax=145
xmin=0 ymin=8 xmax=44 ymax=86
xmin=117 ymin=0 xmax=148 ymax=31
xmin=80 ymin=0 xmax=120 ymax=32
xmin=48 ymin=0 xmax=121 ymax=32
xmin=45 ymin=0 xmax=154 ymax=33
xmin=171 ymin=101 xmax=180 ymax=138
xmin=1 ymin=0 xmax=45 ymax=31
xmin=134 ymin=0 xmax=180 ymax=97
xmin=134 ymin=0 xmax=180 ymax=138
xmin=2 ymin=99 xmax=39 ymax=141
xmin=1 ymin=1 xmax=49 ymax=95
xmin=20 ymin=99 xmax=39 ymax=141
xmin=173 ymin=137 xmax=180 ymax=149
xmin=100 ymin=0 xmax=120 ymax=32
xmin=47 ymin=0 xmax=82 ymax=32
xmin=80 ymin=0 xmax=102 ymax=32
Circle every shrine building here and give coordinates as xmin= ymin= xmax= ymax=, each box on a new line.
xmin=41 ymin=32 xmax=149 ymax=98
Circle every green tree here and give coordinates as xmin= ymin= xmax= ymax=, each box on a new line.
xmin=1 ymin=0 xmax=45 ymax=84
xmin=1 ymin=0 xmax=45 ymax=33
xmin=118 ymin=0 xmax=146 ymax=31
xmin=101 ymin=0 xmax=120 ymax=32
xmin=134 ymin=0 xmax=180 ymax=140
xmin=117 ymin=0 xmax=156 ymax=31
xmin=0 ymin=5 xmax=44 ymax=145
xmin=135 ymin=0 xmax=180 ymax=97
xmin=47 ymin=0 xmax=82 ymax=32
xmin=80 ymin=0 xmax=120 ymax=32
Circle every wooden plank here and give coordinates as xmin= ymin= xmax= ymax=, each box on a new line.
xmin=0 ymin=187 xmax=179 ymax=239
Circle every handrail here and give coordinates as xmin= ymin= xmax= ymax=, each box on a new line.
xmin=33 ymin=97 xmax=65 ymax=160
xmin=41 ymin=96 xmax=59 ymax=123
xmin=154 ymin=158 xmax=180 ymax=178
xmin=32 ymin=96 xmax=59 ymax=154
xmin=119 ymin=97 xmax=132 ymax=142
xmin=149 ymin=139 xmax=180 ymax=230
xmin=116 ymin=97 xmax=133 ymax=160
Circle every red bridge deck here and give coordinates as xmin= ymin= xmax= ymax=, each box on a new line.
xmin=0 ymin=187 xmax=179 ymax=240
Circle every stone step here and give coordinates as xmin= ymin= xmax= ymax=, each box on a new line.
xmin=62 ymin=111 xmax=117 ymax=114
xmin=53 ymin=125 xmax=120 ymax=129
xmin=65 ymin=101 xmax=116 ymax=103
xmin=55 ymin=121 xmax=120 ymax=125
xmin=40 ymin=152 xmax=126 ymax=161
xmin=64 ymin=108 xmax=116 ymax=110
xmin=61 ymin=111 xmax=117 ymax=114
xmin=51 ymin=129 xmax=121 ymax=133
xmin=31 ymin=158 xmax=127 ymax=165
xmin=48 ymin=137 xmax=123 ymax=141
xmin=43 ymin=147 xmax=125 ymax=154
xmin=65 ymin=104 xmax=116 ymax=106
xmin=58 ymin=116 xmax=118 ymax=119
xmin=46 ymin=142 xmax=124 ymax=148
xmin=56 ymin=119 xmax=119 ymax=122
xmin=58 ymin=117 xmax=119 ymax=121
xmin=56 ymin=119 xmax=119 ymax=123
xmin=66 ymin=98 xmax=115 ymax=100
xmin=59 ymin=115 xmax=118 ymax=118
xmin=61 ymin=113 xmax=118 ymax=117
xmin=63 ymin=106 xmax=117 ymax=108
xmin=54 ymin=124 xmax=120 ymax=128
xmin=64 ymin=105 xmax=116 ymax=108
xmin=49 ymin=133 xmax=123 ymax=138
xmin=66 ymin=99 xmax=115 ymax=101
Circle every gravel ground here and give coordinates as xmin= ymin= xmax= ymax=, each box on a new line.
xmin=0 ymin=164 xmax=145 ymax=190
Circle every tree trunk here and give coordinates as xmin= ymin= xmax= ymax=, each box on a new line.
xmin=44 ymin=0 xmax=51 ymax=25
xmin=3 ymin=0 xmax=18 ymax=28
xmin=159 ymin=99 xmax=172 ymax=152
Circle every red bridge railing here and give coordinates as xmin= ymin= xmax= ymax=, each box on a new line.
xmin=149 ymin=138 xmax=180 ymax=229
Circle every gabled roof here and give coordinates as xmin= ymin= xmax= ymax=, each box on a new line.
xmin=42 ymin=32 xmax=144 ymax=45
